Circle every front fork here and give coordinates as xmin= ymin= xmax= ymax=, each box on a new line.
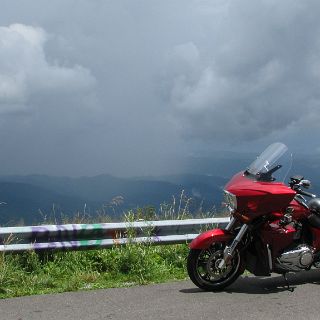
xmin=219 ymin=218 xmax=249 ymax=269
xmin=225 ymin=216 xmax=237 ymax=231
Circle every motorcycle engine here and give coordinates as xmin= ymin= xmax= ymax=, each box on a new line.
xmin=275 ymin=245 xmax=314 ymax=272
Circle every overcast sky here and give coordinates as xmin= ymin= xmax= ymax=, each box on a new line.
xmin=0 ymin=0 xmax=320 ymax=177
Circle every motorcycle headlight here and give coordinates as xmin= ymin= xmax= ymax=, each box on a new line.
xmin=223 ymin=190 xmax=237 ymax=213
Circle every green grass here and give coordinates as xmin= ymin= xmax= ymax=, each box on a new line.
xmin=0 ymin=242 xmax=189 ymax=298
xmin=0 ymin=193 xmax=218 ymax=298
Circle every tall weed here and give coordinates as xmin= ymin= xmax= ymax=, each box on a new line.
xmin=0 ymin=191 xmax=219 ymax=298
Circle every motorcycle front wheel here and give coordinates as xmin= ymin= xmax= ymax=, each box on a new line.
xmin=187 ymin=242 xmax=243 ymax=291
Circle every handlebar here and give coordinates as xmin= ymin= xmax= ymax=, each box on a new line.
xmin=290 ymin=176 xmax=317 ymax=198
xmin=297 ymin=189 xmax=316 ymax=198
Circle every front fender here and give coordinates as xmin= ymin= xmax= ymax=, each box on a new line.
xmin=189 ymin=228 xmax=233 ymax=249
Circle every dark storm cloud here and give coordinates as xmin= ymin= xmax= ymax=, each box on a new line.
xmin=162 ymin=0 xmax=320 ymax=143
xmin=0 ymin=0 xmax=319 ymax=176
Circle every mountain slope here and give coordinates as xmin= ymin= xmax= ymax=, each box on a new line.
xmin=0 ymin=175 xmax=208 ymax=224
xmin=0 ymin=182 xmax=95 ymax=225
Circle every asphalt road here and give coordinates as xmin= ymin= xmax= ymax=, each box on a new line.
xmin=1 ymin=271 xmax=320 ymax=320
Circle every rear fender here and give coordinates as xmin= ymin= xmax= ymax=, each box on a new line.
xmin=189 ymin=229 xmax=233 ymax=249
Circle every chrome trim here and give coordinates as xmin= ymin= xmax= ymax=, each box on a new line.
xmin=219 ymin=224 xmax=249 ymax=269
xmin=275 ymin=245 xmax=314 ymax=272
xmin=225 ymin=216 xmax=236 ymax=231
xmin=230 ymin=224 xmax=249 ymax=250
xmin=267 ymin=244 xmax=272 ymax=272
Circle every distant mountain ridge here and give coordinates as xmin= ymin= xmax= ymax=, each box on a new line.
xmin=0 ymin=181 xmax=93 ymax=225
xmin=0 ymin=174 xmax=227 ymax=225
xmin=1 ymin=152 xmax=319 ymax=225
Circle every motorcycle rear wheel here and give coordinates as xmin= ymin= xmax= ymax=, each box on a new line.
xmin=187 ymin=242 xmax=243 ymax=291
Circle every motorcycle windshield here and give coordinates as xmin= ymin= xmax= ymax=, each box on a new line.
xmin=247 ymin=142 xmax=288 ymax=177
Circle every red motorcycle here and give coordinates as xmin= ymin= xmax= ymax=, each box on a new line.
xmin=187 ymin=142 xmax=320 ymax=291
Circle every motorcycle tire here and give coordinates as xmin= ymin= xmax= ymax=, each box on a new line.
xmin=187 ymin=243 xmax=243 ymax=291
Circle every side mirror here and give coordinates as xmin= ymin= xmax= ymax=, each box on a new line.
xmin=301 ymin=180 xmax=311 ymax=189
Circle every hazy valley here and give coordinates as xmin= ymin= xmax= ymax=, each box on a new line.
xmin=0 ymin=153 xmax=319 ymax=225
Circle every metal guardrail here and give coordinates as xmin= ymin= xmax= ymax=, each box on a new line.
xmin=0 ymin=217 xmax=230 ymax=252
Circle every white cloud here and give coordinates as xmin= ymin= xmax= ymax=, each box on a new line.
xmin=0 ymin=24 xmax=95 ymax=114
